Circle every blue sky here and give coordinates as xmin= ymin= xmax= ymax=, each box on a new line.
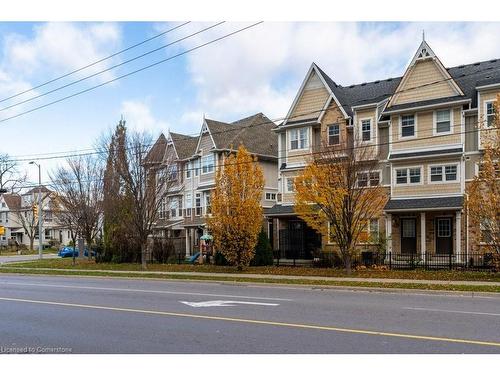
xmin=2 ymin=21 xmax=500 ymax=183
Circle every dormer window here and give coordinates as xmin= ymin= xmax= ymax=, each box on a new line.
xmin=401 ymin=115 xmax=415 ymax=138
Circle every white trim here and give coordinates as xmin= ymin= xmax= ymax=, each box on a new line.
xmin=399 ymin=113 xmax=417 ymax=140
xmin=432 ymin=108 xmax=453 ymax=136
xmin=327 ymin=123 xmax=341 ymax=146
xmin=390 ymin=143 xmax=463 ymax=156
xmin=383 ymin=99 xmax=470 ymax=115
xmin=285 ymin=177 xmax=296 ymax=193
xmin=313 ymin=64 xmax=349 ymax=119
xmin=194 ymin=119 xmax=216 ymax=154
xmin=476 ymin=82 xmax=500 ymax=90
xmin=359 ymin=117 xmax=375 ymax=144
xmin=427 ymin=163 xmax=460 ymax=184
xmin=318 ymin=95 xmax=333 ymax=123
xmin=393 ymin=165 xmax=424 ymax=186
xmin=356 ymin=169 xmax=382 ymax=188
xmin=288 ymin=127 xmax=310 ymax=151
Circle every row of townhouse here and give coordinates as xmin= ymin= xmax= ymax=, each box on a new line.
xmin=266 ymin=38 xmax=500 ymax=261
xmin=0 ymin=186 xmax=72 ymax=249
xmin=145 ymin=113 xmax=279 ymax=256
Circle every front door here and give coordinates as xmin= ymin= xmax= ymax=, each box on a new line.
xmin=400 ymin=218 xmax=417 ymax=254
xmin=435 ymin=217 xmax=453 ymax=254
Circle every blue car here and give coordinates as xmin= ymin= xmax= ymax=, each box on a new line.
xmin=58 ymin=247 xmax=78 ymax=258
xmin=58 ymin=247 xmax=95 ymax=258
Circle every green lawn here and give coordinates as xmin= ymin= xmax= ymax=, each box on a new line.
xmin=3 ymin=258 xmax=500 ymax=282
xmin=0 ymin=266 xmax=499 ymax=293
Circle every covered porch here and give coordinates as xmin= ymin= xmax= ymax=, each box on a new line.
xmin=265 ymin=205 xmax=322 ymax=263
xmin=384 ymin=196 xmax=465 ymax=266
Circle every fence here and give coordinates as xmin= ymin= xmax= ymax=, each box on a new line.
xmin=300 ymin=251 xmax=498 ymax=271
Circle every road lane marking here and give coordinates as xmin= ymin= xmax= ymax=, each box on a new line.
xmin=404 ymin=307 xmax=500 ymax=317
xmin=0 ymin=296 xmax=499 ymax=348
xmin=0 ymin=281 xmax=291 ymax=302
xmin=180 ymin=300 xmax=279 ymax=307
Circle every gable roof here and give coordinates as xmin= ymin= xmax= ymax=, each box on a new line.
xmin=169 ymin=132 xmax=198 ymax=160
xmin=23 ymin=185 xmax=52 ymax=196
xmin=204 ymin=113 xmax=278 ymax=157
xmin=310 ymin=56 xmax=500 ymax=117
xmin=1 ymin=193 xmax=21 ymax=210
xmin=144 ymin=133 xmax=167 ymax=165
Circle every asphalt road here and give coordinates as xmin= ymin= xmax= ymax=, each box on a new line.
xmin=0 ymin=274 xmax=499 ymax=354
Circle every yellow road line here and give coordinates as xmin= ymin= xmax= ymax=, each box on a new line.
xmin=1 ymin=296 xmax=499 ymax=348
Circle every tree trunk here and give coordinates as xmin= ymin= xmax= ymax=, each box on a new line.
xmin=141 ymin=241 xmax=147 ymax=270
xmin=29 ymin=237 xmax=34 ymax=251
xmin=86 ymin=235 xmax=93 ymax=260
xmin=344 ymin=253 xmax=352 ymax=275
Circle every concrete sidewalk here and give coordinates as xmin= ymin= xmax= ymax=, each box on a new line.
xmin=1 ymin=266 xmax=499 ymax=286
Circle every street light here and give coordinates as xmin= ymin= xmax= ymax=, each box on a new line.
xmin=29 ymin=161 xmax=43 ymax=260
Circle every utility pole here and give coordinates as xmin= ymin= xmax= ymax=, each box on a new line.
xmin=29 ymin=161 xmax=43 ymax=260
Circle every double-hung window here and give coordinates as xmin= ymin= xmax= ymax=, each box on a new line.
xmin=286 ymin=177 xmax=295 ymax=192
xmin=486 ymin=101 xmax=496 ymax=127
xmin=201 ymin=154 xmax=215 ymax=174
xmin=195 ymin=193 xmax=202 ymax=216
xmin=184 ymin=193 xmax=192 ymax=217
xmin=358 ymin=171 xmax=380 ymax=187
xmin=395 ymin=167 xmax=421 ymax=184
xmin=430 ymin=165 xmax=458 ymax=182
xmin=265 ymin=192 xmax=277 ymax=200
xmin=401 ymin=115 xmax=415 ymax=137
xmin=435 ymin=109 xmax=451 ymax=134
xmin=361 ymin=119 xmax=371 ymax=141
xmin=357 ymin=172 xmax=368 ymax=187
xmin=205 ymin=192 xmax=211 ymax=215
xmin=290 ymin=128 xmax=308 ymax=150
xmin=186 ymin=161 xmax=192 ymax=179
xmin=328 ymin=124 xmax=340 ymax=145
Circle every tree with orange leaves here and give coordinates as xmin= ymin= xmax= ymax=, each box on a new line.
xmin=467 ymin=95 xmax=500 ymax=255
xmin=294 ymin=134 xmax=387 ymax=273
xmin=207 ymin=145 xmax=264 ymax=271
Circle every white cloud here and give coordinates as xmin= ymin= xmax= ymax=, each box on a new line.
xmin=1 ymin=22 xmax=122 ymax=83
xmin=167 ymin=22 xmax=500 ymax=124
xmin=120 ymin=99 xmax=168 ymax=132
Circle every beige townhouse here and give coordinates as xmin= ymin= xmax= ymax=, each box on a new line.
xmin=266 ymin=38 xmax=500 ymax=264
xmin=147 ymin=113 xmax=279 ymax=257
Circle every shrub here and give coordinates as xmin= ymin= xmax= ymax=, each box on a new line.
xmin=250 ymin=230 xmax=274 ymax=266
xmin=152 ymin=238 xmax=176 ymax=264
xmin=214 ymin=251 xmax=229 ymax=266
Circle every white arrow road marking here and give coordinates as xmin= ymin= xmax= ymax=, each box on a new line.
xmin=404 ymin=307 xmax=500 ymax=317
xmin=180 ymin=300 xmax=280 ymax=307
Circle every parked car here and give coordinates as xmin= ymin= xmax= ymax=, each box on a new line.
xmin=58 ymin=247 xmax=95 ymax=258
xmin=58 ymin=247 xmax=78 ymax=258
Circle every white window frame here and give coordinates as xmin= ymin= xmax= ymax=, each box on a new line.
xmin=399 ymin=114 xmax=417 ymax=139
xmin=265 ymin=192 xmax=277 ymax=201
xmin=485 ymin=100 xmax=497 ymax=128
xmin=328 ymin=124 xmax=340 ymax=145
xmin=195 ymin=192 xmax=202 ymax=216
xmin=201 ymin=154 xmax=215 ymax=174
xmin=185 ymin=161 xmax=192 ymax=179
xmin=393 ymin=166 xmax=423 ymax=186
xmin=289 ymin=127 xmax=309 ymax=150
xmin=360 ymin=118 xmax=373 ymax=143
xmin=356 ymin=170 xmax=380 ymax=188
xmin=285 ymin=177 xmax=296 ymax=193
xmin=428 ymin=163 xmax=460 ymax=184
xmin=433 ymin=108 xmax=453 ymax=135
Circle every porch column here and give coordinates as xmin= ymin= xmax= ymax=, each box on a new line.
xmin=385 ymin=214 xmax=392 ymax=260
xmin=456 ymin=211 xmax=462 ymax=262
xmin=185 ymin=228 xmax=190 ymax=257
xmin=276 ymin=218 xmax=280 ymax=259
xmin=420 ymin=212 xmax=426 ymax=259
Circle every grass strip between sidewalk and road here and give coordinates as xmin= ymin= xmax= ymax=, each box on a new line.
xmin=1 ymin=265 xmax=500 ymax=293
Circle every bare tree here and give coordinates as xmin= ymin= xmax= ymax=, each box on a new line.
xmin=0 ymin=154 xmax=27 ymax=193
xmin=113 ymin=127 xmax=175 ymax=269
xmin=50 ymin=155 xmax=104 ymax=259
xmin=295 ymin=132 xmax=388 ymax=273
xmin=15 ymin=190 xmax=50 ymax=251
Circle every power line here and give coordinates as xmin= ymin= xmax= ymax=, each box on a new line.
xmin=5 ymin=62 xmax=499 ymax=161
xmin=0 ymin=22 xmax=225 ymax=113
xmin=0 ymin=21 xmax=191 ymax=105
xmin=0 ymin=22 xmax=264 ymax=125
xmin=11 ymin=122 xmax=499 ymax=190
